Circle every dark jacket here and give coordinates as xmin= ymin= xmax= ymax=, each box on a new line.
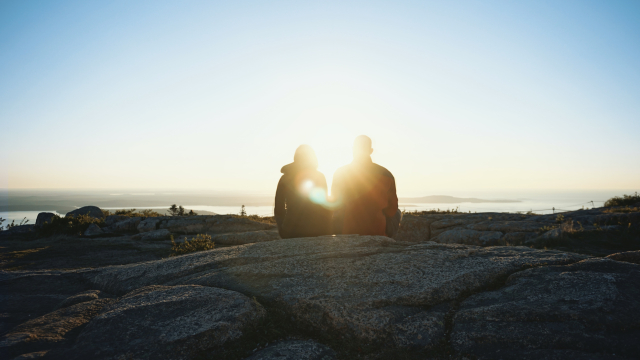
xmin=331 ymin=157 xmax=398 ymax=236
xmin=274 ymin=163 xmax=332 ymax=239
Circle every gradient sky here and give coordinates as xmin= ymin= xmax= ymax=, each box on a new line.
xmin=1 ymin=0 xmax=639 ymax=196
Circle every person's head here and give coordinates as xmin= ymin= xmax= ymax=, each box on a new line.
xmin=293 ymin=144 xmax=318 ymax=169
xmin=353 ymin=135 xmax=373 ymax=161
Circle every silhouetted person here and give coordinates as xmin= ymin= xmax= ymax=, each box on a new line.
xmin=331 ymin=135 xmax=401 ymax=237
xmin=274 ymin=145 xmax=332 ymax=239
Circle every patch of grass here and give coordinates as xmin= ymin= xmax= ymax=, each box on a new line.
xmin=604 ymin=192 xmax=640 ymax=207
xmin=604 ymin=206 xmax=640 ymax=214
xmin=38 ymin=214 xmax=104 ymax=236
xmin=170 ymin=234 xmax=215 ymax=256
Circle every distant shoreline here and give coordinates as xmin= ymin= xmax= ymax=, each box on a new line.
xmin=398 ymin=195 xmax=521 ymax=204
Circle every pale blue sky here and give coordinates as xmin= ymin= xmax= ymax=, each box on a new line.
xmin=1 ymin=0 xmax=638 ymax=195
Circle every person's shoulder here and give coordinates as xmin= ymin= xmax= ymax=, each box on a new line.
xmin=372 ymin=162 xmax=394 ymax=179
xmin=310 ymin=169 xmax=327 ymax=180
xmin=333 ymin=164 xmax=351 ymax=177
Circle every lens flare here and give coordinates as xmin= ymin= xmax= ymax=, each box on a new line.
xmin=302 ymin=180 xmax=314 ymax=192
xmin=309 ymin=188 xmax=326 ymax=204
xmin=296 ymin=177 xmax=341 ymax=210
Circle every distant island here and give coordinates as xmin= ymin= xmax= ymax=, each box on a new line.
xmin=399 ymin=195 xmax=520 ymax=204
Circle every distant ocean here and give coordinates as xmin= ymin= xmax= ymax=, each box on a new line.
xmin=2 ymin=190 xmax=631 ymax=225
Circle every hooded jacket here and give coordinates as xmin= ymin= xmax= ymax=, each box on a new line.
xmin=331 ymin=157 xmax=398 ymax=236
xmin=274 ymin=163 xmax=332 ymax=239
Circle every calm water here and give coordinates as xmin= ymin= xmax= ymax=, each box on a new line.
xmin=0 ymin=196 xmax=610 ymax=227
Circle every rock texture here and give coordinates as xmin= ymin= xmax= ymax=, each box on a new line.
xmin=0 ymin=298 xmax=114 ymax=359
xmin=133 ymin=228 xmax=171 ymax=241
xmin=83 ymin=224 xmax=103 ymax=237
xmin=35 ymin=213 xmax=56 ymax=227
xmin=1 ymin=205 xmax=638 ymax=359
xmin=100 ymin=215 xmax=275 ymax=237
xmin=85 ymin=236 xmax=586 ymax=348
xmin=244 ymin=340 xmax=337 ymax=360
xmin=137 ymin=218 xmax=159 ymax=232
xmin=606 ymin=250 xmax=640 ymax=265
xmin=56 ymin=290 xmax=102 ymax=309
xmin=66 ymin=206 xmax=104 ymax=219
xmin=0 ymin=225 xmax=36 ymax=239
xmin=397 ymin=207 xmax=640 ymax=250
xmin=451 ymin=258 xmax=640 ymax=359
xmin=158 ymin=215 xmax=275 ymax=235
xmin=51 ymin=285 xmax=265 ymax=360
xmin=431 ymin=229 xmax=503 ymax=246
xmin=0 ymin=271 xmax=92 ymax=335
xmin=109 ymin=216 xmax=141 ymax=233
xmin=211 ymin=230 xmax=280 ymax=245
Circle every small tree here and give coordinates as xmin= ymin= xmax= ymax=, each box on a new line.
xmin=168 ymin=204 xmax=186 ymax=216
xmin=0 ymin=217 xmax=5 ymax=231
xmin=240 ymin=205 xmax=247 ymax=217
xmin=168 ymin=204 xmax=193 ymax=216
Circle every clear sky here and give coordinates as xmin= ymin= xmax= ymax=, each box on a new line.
xmin=1 ymin=0 xmax=638 ymax=196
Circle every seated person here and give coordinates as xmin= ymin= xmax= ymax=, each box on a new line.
xmin=331 ymin=135 xmax=402 ymax=238
xmin=274 ymin=145 xmax=332 ymax=238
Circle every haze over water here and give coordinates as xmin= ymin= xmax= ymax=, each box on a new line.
xmin=1 ymin=189 xmax=634 ymax=224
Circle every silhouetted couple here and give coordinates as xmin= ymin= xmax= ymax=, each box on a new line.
xmin=274 ymin=135 xmax=402 ymax=239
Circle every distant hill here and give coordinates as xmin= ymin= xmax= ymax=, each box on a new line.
xmin=399 ymin=195 xmax=520 ymax=204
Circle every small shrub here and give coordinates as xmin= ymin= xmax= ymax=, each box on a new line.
xmin=604 ymin=206 xmax=640 ymax=214
xmin=5 ymin=217 xmax=29 ymax=230
xmin=170 ymin=234 xmax=215 ymax=256
xmin=0 ymin=217 xmax=5 ymax=231
xmin=556 ymin=214 xmax=565 ymax=223
xmin=604 ymin=192 xmax=640 ymax=207
xmin=38 ymin=214 xmax=104 ymax=236
xmin=103 ymin=209 xmax=163 ymax=217
xmin=240 ymin=205 xmax=247 ymax=217
xmin=538 ymin=225 xmax=558 ymax=233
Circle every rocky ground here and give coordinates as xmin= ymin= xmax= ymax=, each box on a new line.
xmin=0 ymin=205 xmax=639 ymax=360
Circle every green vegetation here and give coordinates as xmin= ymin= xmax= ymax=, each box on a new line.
xmin=102 ymin=209 xmax=163 ymax=217
xmin=170 ymin=234 xmax=215 ymax=256
xmin=168 ymin=204 xmax=198 ymax=216
xmin=38 ymin=214 xmax=104 ymax=236
xmin=604 ymin=192 xmax=640 ymax=207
